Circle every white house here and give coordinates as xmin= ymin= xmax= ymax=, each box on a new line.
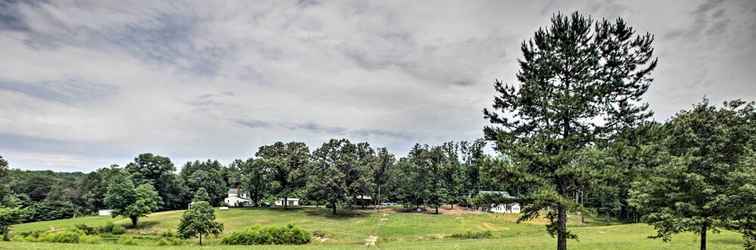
xmin=479 ymin=191 xmax=521 ymax=214
xmin=97 ymin=209 xmax=113 ymax=216
xmin=274 ymin=197 xmax=300 ymax=207
xmin=224 ymin=188 xmax=250 ymax=207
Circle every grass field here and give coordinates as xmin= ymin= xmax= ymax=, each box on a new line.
xmin=2 ymin=207 xmax=745 ymax=249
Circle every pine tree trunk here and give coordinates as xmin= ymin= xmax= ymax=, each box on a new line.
xmin=331 ymin=201 xmax=337 ymax=215
xmin=557 ymin=205 xmax=567 ymax=250
xmin=284 ymin=197 xmax=288 ymax=209
xmin=700 ymin=223 xmax=707 ymax=250
xmin=199 ymin=233 xmax=203 ymax=246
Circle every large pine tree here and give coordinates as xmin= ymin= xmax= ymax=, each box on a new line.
xmin=483 ymin=12 xmax=657 ymax=250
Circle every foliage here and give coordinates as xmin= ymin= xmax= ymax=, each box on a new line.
xmin=221 ymin=224 xmax=311 ymax=245
xmin=104 ymin=175 xmax=159 ymax=226
xmin=26 ymin=200 xmax=76 ymax=222
xmin=630 ymin=100 xmax=756 ymax=250
xmin=97 ymin=221 xmax=125 ymax=235
xmin=177 ymin=191 xmax=223 ymax=245
xmin=125 ymin=153 xmax=187 ymax=210
xmin=234 ymin=158 xmax=269 ymax=207
xmin=256 ymin=142 xmax=310 ymax=209
xmin=181 ymin=160 xmax=228 ymax=206
xmin=483 ymin=11 xmax=657 ymax=250
xmin=0 ymin=207 xmax=25 ymax=240
xmin=309 ymin=138 xmax=371 ymax=214
xmin=192 ymin=188 xmax=211 ymax=203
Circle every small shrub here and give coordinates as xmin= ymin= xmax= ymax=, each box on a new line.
xmin=450 ymin=230 xmax=493 ymax=239
xmin=110 ymin=224 xmax=126 ymax=235
xmin=222 ymin=224 xmax=311 ymax=245
xmin=39 ymin=230 xmax=81 ymax=243
xmin=118 ymin=235 xmax=137 ymax=245
xmin=75 ymin=224 xmax=98 ymax=235
xmin=99 ymin=222 xmax=114 ymax=233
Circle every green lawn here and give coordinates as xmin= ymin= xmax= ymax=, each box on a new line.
xmin=3 ymin=207 xmax=745 ymax=249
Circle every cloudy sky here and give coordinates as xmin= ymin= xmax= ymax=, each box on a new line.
xmin=1 ymin=0 xmax=754 ymax=172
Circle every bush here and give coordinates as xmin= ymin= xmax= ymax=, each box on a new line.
xmin=39 ymin=230 xmax=81 ymax=243
xmin=110 ymin=224 xmax=126 ymax=235
xmin=99 ymin=222 xmax=125 ymax=235
xmin=75 ymin=224 xmax=98 ymax=235
xmin=449 ymin=231 xmax=493 ymax=239
xmin=222 ymin=224 xmax=311 ymax=245
xmin=26 ymin=201 xmax=75 ymax=222
xmin=156 ymin=231 xmax=183 ymax=246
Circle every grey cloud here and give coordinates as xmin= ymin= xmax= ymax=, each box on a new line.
xmin=234 ymin=119 xmax=273 ymax=129
xmin=664 ymin=0 xmax=728 ymax=40
xmin=6 ymin=1 xmax=232 ymax=77
xmin=0 ymin=78 xmax=118 ymax=105
xmin=234 ymin=119 xmax=412 ymax=140
xmin=0 ymin=132 xmax=126 ymax=158
xmin=0 ymin=0 xmax=34 ymax=31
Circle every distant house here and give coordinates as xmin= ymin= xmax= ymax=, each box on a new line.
xmin=224 ymin=188 xmax=250 ymax=207
xmin=98 ymin=209 xmax=113 ymax=216
xmin=274 ymin=198 xmax=300 ymax=207
xmin=478 ymin=191 xmax=521 ymax=214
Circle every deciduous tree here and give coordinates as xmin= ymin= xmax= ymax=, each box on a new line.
xmin=178 ymin=189 xmax=223 ymax=245
xmin=104 ymin=175 xmax=159 ymax=227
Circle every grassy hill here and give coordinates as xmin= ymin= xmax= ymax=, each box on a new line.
xmin=2 ymin=207 xmax=745 ymax=249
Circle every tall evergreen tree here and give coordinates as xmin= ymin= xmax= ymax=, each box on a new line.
xmin=483 ymin=12 xmax=657 ymax=250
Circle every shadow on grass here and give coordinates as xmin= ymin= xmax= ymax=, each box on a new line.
xmin=124 ymin=220 xmax=159 ymax=229
xmin=710 ymin=237 xmax=744 ymax=245
xmin=303 ymin=207 xmax=370 ymax=220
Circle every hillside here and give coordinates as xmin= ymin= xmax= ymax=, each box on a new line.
xmin=3 ymin=207 xmax=745 ymax=249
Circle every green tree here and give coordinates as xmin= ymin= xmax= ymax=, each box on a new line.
xmin=104 ymin=175 xmax=159 ymax=227
xmin=459 ymin=139 xmax=486 ymax=196
xmin=0 ymin=156 xmax=10 ymax=202
xmin=192 ymin=187 xmax=211 ymax=203
xmin=310 ymin=138 xmax=366 ymax=214
xmin=178 ymin=190 xmax=223 ymax=245
xmin=0 ymin=207 xmax=24 ymax=241
xmin=255 ymin=142 xmax=310 ymax=209
xmin=483 ymin=12 xmax=657 ymax=250
xmin=234 ymin=158 xmax=269 ymax=207
xmin=181 ymin=160 xmax=227 ymax=206
xmin=125 ymin=153 xmax=187 ymax=210
xmin=79 ymin=165 xmax=124 ymax=214
xmin=630 ymin=100 xmax=756 ymax=250
xmin=369 ymin=148 xmax=395 ymax=207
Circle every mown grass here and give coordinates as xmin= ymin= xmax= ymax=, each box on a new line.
xmin=4 ymin=207 xmax=745 ymax=249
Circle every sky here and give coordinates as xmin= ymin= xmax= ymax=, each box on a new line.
xmin=1 ymin=0 xmax=755 ymax=172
